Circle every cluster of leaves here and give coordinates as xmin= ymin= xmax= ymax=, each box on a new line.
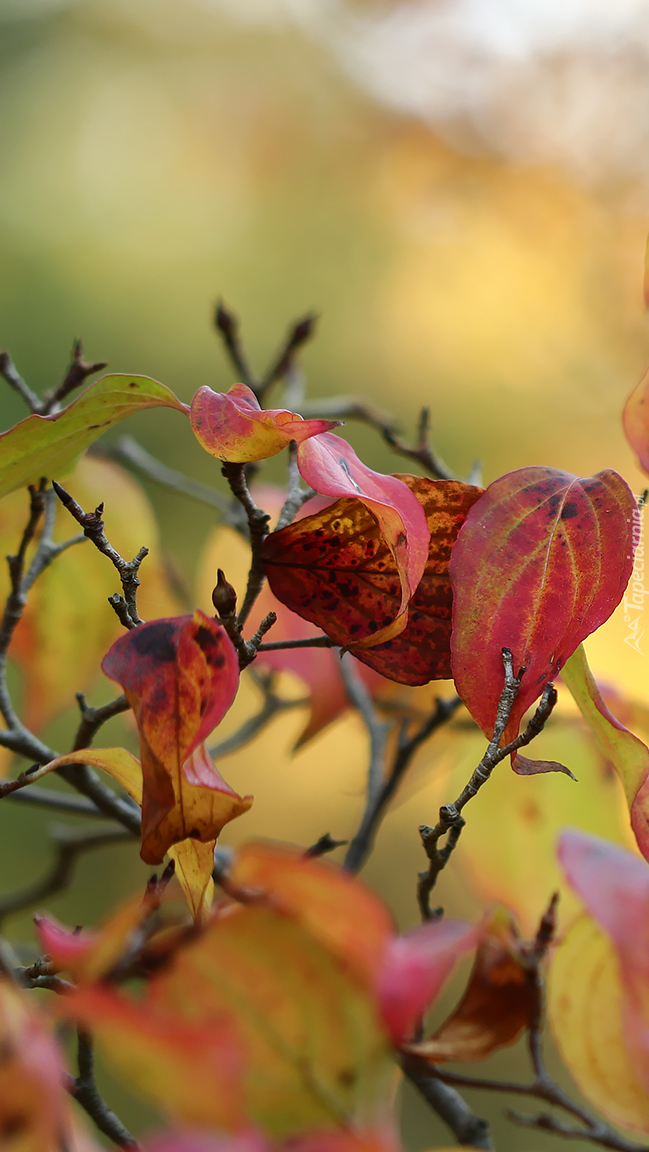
xmin=0 ymin=308 xmax=648 ymax=1151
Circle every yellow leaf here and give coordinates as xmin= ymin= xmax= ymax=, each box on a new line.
xmin=548 ymin=914 xmax=649 ymax=1133
xmin=169 ymin=838 xmax=215 ymax=924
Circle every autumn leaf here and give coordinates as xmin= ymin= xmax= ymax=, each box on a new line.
xmin=548 ymin=914 xmax=649 ymax=1133
xmin=623 ymin=362 xmax=649 ymax=476
xmin=8 ymin=455 xmax=181 ymax=731
xmin=190 ymin=384 xmax=339 ymax=463
xmin=562 ymin=644 xmax=649 ymax=860
xmin=291 ymin=436 xmax=431 ymax=649
xmin=102 ymin=612 xmax=245 ymax=864
xmin=449 ymin=466 xmax=635 ymax=740
xmin=262 ymin=476 xmax=480 ymax=681
xmin=405 ymin=908 xmax=534 ymax=1063
xmin=33 ymin=743 xmax=247 ymax=915
xmin=65 ymin=903 xmax=395 ymax=1141
xmin=558 ymin=829 xmax=649 ymax=1094
xmin=197 ymin=514 xmax=387 ymax=747
xmin=0 ymin=979 xmax=73 ymax=1151
xmin=0 ymin=374 xmax=186 ymax=500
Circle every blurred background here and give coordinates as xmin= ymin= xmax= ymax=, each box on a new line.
xmin=1 ymin=0 xmax=649 ymax=1146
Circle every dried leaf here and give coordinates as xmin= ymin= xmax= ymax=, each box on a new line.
xmin=548 ymin=914 xmax=649 ymax=1133
xmin=190 ymin=384 xmax=338 ymax=463
xmin=293 ymin=437 xmax=431 ymax=649
xmin=262 ymin=476 xmax=480 ymax=681
xmin=102 ymin=612 xmax=244 ymax=863
xmin=406 ymin=909 xmax=534 ymax=1063
xmin=449 ymin=466 xmax=635 ymax=740
xmin=0 ymin=374 xmax=186 ymax=500
xmin=562 ymin=645 xmax=649 ymax=859
xmin=512 ymin=753 xmax=576 ymax=780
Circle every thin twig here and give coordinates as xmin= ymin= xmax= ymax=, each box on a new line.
xmin=340 ymin=656 xmax=391 ymax=872
xmin=210 ymin=670 xmax=308 ymax=758
xmin=0 ymin=823 xmax=132 ymax=924
xmin=417 ymin=650 xmax=557 ymax=918
xmin=259 ymin=313 xmax=317 ymax=401
xmin=69 ymin=1029 xmax=140 ymax=1149
xmin=304 ymin=833 xmax=348 ymax=858
xmin=276 ymin=441 xmax=316 ymax=531
xmin=211 ymin=569 xmax=277 ymax=668
xmin=102 ymin=436 xmax=233 ymax=516
xmin=5 ymin=786 xmax=105 ymax=816
xmin=383 ymin=407 xmax=457 ymax=481
xmin=0 ymin=351 xmax=41 ymax=411
xmin=220 ymin=465 xmax=271 ymax=627
xmin=53 ymin=482 xmax=148 ymax=628
xmin=73 ymin=693 xmax=129 ymax=751
xmin=214 ymin=301 xmax=260 ymax=393
xmin=403 ymin=1055 xmax=493 ymax=1149
xmin=37 ymin=339 xmax=107 ymax=416
xmin=257 ymin=635 xmax=337 ymax=652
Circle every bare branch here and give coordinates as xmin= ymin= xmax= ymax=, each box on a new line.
xmin=403 ymin=1054 xmax=493 ymax=1149
xmin=0 ymin=351 xmax=41 ymax=411
xmin=53 ymin=482 xmax=148 ymax=628
xmin=383 ymin=406 xmax=457 ymax=481
xmin=417 ymin=650 xmax=557 ymax=917
xmin=73 ymin=693 xmax=129 ymax=751
xmin=214 ymin=300 xmax=260 ymax=393
xmin=276 ymin=441 xmax=316 ymax=531
xmin=69 ymin=1029 xmax=140 ymax=1149
xmin=5 ymin=786 xmax=105 ymax=816
xmin=257 ymin=635 xmax=336 ymax=652
xmin=102 ymin=436 xmax=233 ymax=516
xmin=38 ymin=339 xmax=107 ymax=416
xmin=0 ymin=823 xmax=132 ymax=925
xmin=220 ymin=464 xmax=270 ymax=627
xmin=259 ymin=313 xmax=317 ymax=401
xmin=209 ymin=668 xmax=307 ymax=758
xmin=305 ymin=833 xmax=348 ymax=858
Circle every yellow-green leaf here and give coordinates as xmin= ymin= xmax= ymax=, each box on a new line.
xmin=0 ymin=374 xmax=186 ymax=500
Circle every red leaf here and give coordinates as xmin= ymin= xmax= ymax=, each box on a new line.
xmin=449 ymin=467 xmax=636 ymax=740
xmin=102 ymin=611 xmax=241 ymax=863
xmin=376 ymin=918 xmax=478 ymax=1044
xmin=190 ymin=384 xmax=339 ymax=463
xmin=262 ymin=476 xmax=481 ymax=683
xmin=295 ymin=435 xmax=431 ymax=648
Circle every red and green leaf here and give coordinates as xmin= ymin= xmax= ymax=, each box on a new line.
xmin=190 ymin=384 xmax=339 ymax=463
xmin=262 ymin=476 xmax=481 ymax=683
xmin=449 ymin=467 xmax=636 ymax=740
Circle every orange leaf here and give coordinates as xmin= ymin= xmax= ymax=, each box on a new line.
xmin=262 ymin=476 xmax=480 ymax=680
xmin=405 ymin=908 xmax=534 ymax=1063
xmin=102 ymin=612 xmax=244 ymax=863
xmin=190 ymin=384 xmax=339 ymax=463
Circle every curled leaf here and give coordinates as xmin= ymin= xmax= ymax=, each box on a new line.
xmin=102 ymin=612 xmax=245 ymax=863
xmin=405 ymin=909 xmax=534 ymax=1063
xmin=190 ymin=384 xmax=339 ymax=463
xmin=450 ymin=466 xmax=635 ymax=740
xmin=512 ymin=753 xmax=576 ymax=780
xmin=263 ymin=475 xmax=480 ymax=679
xmin=562 ymin=645 xmax=649 ymax=860
xmin=294 ymin=436 xmax=430 ymax=648
xmin=0 ymin=374 xmax=186 ymax=500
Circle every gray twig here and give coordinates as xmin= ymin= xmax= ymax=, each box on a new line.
xmin=403 ymin=1055 xmax=493 ymax=1149
xmin=259 ymin=313 xmax=317 ymax=401
xmin=304 ymin=833 xmax=348 ymax=858
xmin=209 ymin=669 xmax=307 ymax=758
xmin=69 ymin=1029 xmax=140 ymax=1149
xmin=383 ymin=406 xmax=457 ymax=481
xmin=0 ymin=351 xmax=41 ymax=411
xmin=0 ymin=823 xmax=132 ymax=925
xmin=214 ymin=301 xmax=260 ymax=393
xmin=276 ymin=441 xmax=316 ymax=531
xmin=5 ymin=786 xmax=105 ymax=816
xmin=37 ymin=339 xmax=107 ymax=416
xmin=417 ymin=649 xmax=557 ymax=918
xmin=73 ymin=693 xmax=129 ymax=751
xmin=257 ymin=635 xmax=336 ymax=652
xmin=52 ymin=482 xmax=148 ymax=629
xmin=103 ymin=436 xmax=232 ymax=516
xmin=220 ymin=465 xmax=271 ymax=627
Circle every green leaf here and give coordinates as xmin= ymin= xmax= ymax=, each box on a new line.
xmin=0 ymin=374 xmax=187 ymax=499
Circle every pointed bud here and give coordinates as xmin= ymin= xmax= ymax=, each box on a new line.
xmin=212 ymin=569 xmax=237 ymax=619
